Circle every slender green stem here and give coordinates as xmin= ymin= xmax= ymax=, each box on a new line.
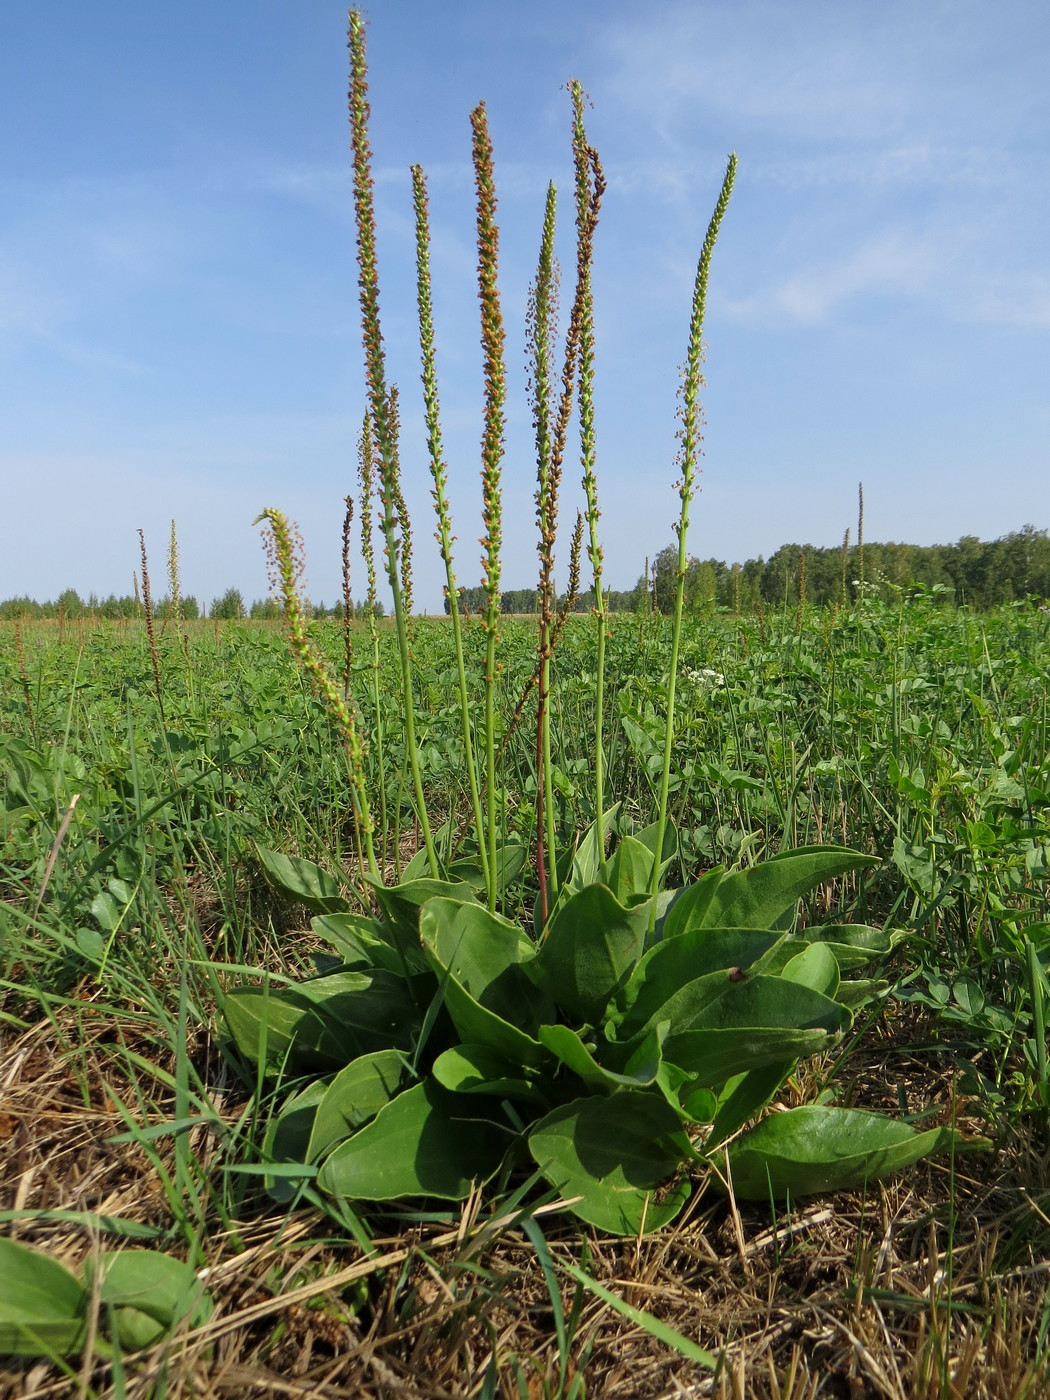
xmin=530 ymin=182 xmax=559 ymax=923
xmin=255 ymin=508 xmax=379 ymax=881
xmin=377 ymin=388 xmax=438 ymax=875
xmin=531 ymin=87 xmax=605 ymax=922
xmin=412 ymin=165 xmax=491 ymax=901
xmin=472 ymin=102 xmax=507 ymax=912
xmin=349 ymin=13 xmax=437 ymax=877
xmin=571 ymin=83 xmax=608 ymax=861
xmin=358 ymin=417 xmax=389 ymax=865
xmin=340 ymin=495 xmax=355 ymax=703
xmin=651 ymin=154 xmax=736 ymax=914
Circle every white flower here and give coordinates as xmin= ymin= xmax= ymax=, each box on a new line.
xmin=685 ymin=667 xmax=725 ymax=689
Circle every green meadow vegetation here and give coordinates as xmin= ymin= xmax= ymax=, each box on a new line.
xmin=3 ymin=15 xmax=1050 ymax=1399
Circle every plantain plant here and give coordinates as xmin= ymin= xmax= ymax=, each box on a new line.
xmin=230 ymin=13 xmax=976 ymax=1235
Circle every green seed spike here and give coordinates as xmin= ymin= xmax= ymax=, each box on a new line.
xmin=570 ymin=80 xmax=609 ymax=870
xmin=358 ymin=415 xmax=390 ymax=865
xmin=349 ymin=12 xmax=437 ymax=878
xmin=529 ymin=180 xmax=560 ymax=925
xmin=254 ymin=507 xmax=378 ymax=882
xmin=472 ymin=100 xmax=507 ymax=911
xmin=412 ymin=163 xmax=491 ymax=902
xmin=651 ymin=153 xmax=737 ymax=918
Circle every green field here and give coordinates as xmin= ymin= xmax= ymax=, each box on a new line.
xmin=2 ymin=602 xmax=1050 ymax=1398
xmin=3 ymin=11 xmax=1049 ymax=1397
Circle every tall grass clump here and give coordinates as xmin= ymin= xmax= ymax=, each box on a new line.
xmin=230 ymin=11 xmax=980 ymax=1249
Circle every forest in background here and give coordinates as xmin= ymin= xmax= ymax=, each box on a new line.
xmin=1 ymin=524 xmax=1047 ymax=620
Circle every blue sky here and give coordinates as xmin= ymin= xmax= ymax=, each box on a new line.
xmin=1 ymin=0 xmax=1047 ymax=611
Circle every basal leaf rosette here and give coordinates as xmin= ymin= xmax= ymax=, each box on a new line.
xmin=228 ymin=845 xmax=977 ymax=1234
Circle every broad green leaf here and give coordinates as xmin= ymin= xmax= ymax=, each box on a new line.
xmin=528 ymin=884 xmax=649 ymax=1025
xmin=0 ymin=1237 xmax=86 ymax=1356
xmin=539 ymin=1023 xmax=694 ymax=1119
xmin=307 ymin=1050 xmax=408 ymax=1161
xmin=539 ymin=1023 xmax=654 ymax=1093
xmin=707 ymin=1061 xmax=796 ymax=1147
xmin=223 ymin=987 xmax=360 ymax=1073
xmin=420 ymin=898 xmax=552 ymax=1066
xmin=0 ymin=803 xmax=33 ymax=838
xmin=424 ymin=974 xmax=548 ymax=1068
xmin=697 ymin=847 xmax=877 ymax=931
xmin=75 ymin=927 xmax=107 ymax=962
xmin=609 ymin=970 xmax=737 ymax=1057
xmin=773 ymin=924 xmax=901 ymax=973
xmin=432 ymin=1045 xmax=543 ymax=1102
xmin=254 ymin=845 xmax=350 ymax=914
xmin=400 ymin=846 xmax=435 ymax=882
xmin=262 ymin=1078 xmax=328 ymax=1200
xmin=91 ymin=890 xmax=121 ymax=932
xmin=666 ymin=1027 xmax=830 ymax=1088
xmin=310 ymin=913 xmax=405 ymax=974
xmin=293 ymin=969 xmax=419 ymax=1055
xmin=891 ymin=838 xmax=937 ymax=896
xmin=528 ymin=1092 xmax=694 ymax=1234
xmin=368 ymin=876 xmax=479 ymax=968
xmin=420 ymin=898 xmax=541 ymax=1004
xmin=494 ymin=838 xmax=529 ymax=890
xmin=611 ymin=928 xmax=787 ymax=1040
xmin=953 ymin=977 xmax=985 ymax=1019
xmin=317 ymin=1081 xmax=510 ymax=1202
xmin=544 ymin=805 xmax=622 ymax=930
xmin=835 ymin=977 xmax=889 ymax=1009
xmin=85 ymin=1250 xmax=211 ymax=1351
xmin=725 ymin=1105 xmax=973 ymax=1199
xmin=603 ymin=836 xmax=656 ymax=905
xmin=622 ymin=817 xmax=679 ymax=875
xmin=667 ymin=974 xmax=847 ymax=1041
xmin=450 ymin=840 xmax=528 ymax=893
xmin=400 ymin=841 xmax=527 ymax=895
xmin=781 ymin=942 xmax=839 ymax=999
xmin=224 ymin=967 xmax=417 ymax=1074
xmin=656 ymin=867 xmax=726 ymax=941
xmin=679 ymin=1085 xmax=718 ymax=1123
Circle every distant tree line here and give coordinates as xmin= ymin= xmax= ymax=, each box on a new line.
xmin=445 ymin=527 xmax=1050 ymax=616
xmin=3 ymin=526 xmax=1046 ymax=621
xmin=641 ymin=525 xmax=1050 ymax=613
xmin=0 ymin=585 xmax=388 ymax=622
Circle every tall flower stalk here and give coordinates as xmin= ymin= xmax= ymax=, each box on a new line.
xmin=528 ymin=87 xmax=605 ymax=925
xmin=412 ymin=164 xmax=491 ymax=902
xmin=856 ymin=481 xmax=866 ymax=596
xmin=651 ymin=153 xmax=737 ymax=912
xmin=529 ymin=182 xmax=560 ymax=924
xmin=571 ymin=83 xmax=609 ymax=866
xmin=358 ymin=417 xmax=389 ymax=866
xmin=167 ymin=519 xmax=189 ymax=663
xmin=256 ymin=507 xmax=379 ymax=881
xmin=340 ymin=494 xmax=355 ymax=703
xmin=138 ymin=529 xmax=164 ymax=726
xmin=472 ymin=101 xmax=507 ymax=913
xmin=349 ymin=11 xmax=437 ymax=877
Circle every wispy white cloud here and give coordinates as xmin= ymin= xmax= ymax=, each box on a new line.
xmin=724 ymin=215 xmax=1050 ymax=330
xmin=596 ymin=2 xmax=923 ymax=145
xmin=591 ymin=0 xmax=1048 ymax=197
xmin=750 ymin=145 xmax=1023 ymax=193
xmin=579 ymin=1 xmax=1050 ymax=336
xmin=725 ymin=228 xmax=942 ymax=324
xmin=972 ymin=274 xmax=1050 ymax=329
